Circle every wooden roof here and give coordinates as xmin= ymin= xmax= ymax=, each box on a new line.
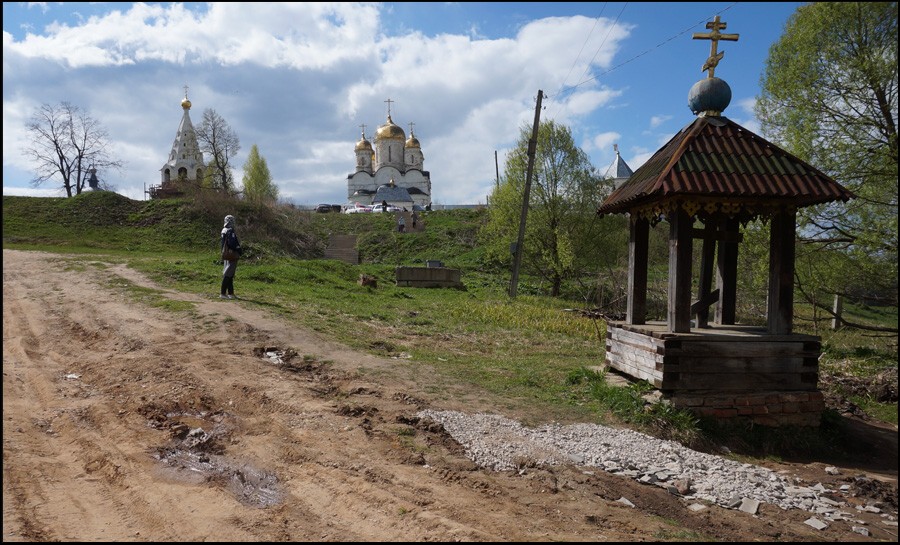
xmin=597 ymin=115 xmax=854 ymax=216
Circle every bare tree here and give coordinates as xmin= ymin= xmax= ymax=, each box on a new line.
xmin=24 ymin=102 xmax=123 ymax=197
xmin=196 ymin=108 xmax=240 ymax=193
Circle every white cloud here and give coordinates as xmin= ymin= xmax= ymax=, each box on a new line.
xmin=736 ymin=96 xmax=756 ymax=116
xmin=649 ymin=114 xmax=672 ymax=128
xmin=3 ymin=4 xmax=637 ymax=205
xmin=3 ymin=185 xmax=65 ymax=197
xmin=588 ymin=131 xmax=621 ymax=154
xmin=6 ymin=3 xmax=381 ymax=70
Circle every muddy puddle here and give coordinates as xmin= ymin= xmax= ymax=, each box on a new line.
xmin=149 ymin=410 xmax=283 ymax=509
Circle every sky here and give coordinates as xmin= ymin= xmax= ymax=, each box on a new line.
xmin=3 ymin=2 xmax=805 ymax=206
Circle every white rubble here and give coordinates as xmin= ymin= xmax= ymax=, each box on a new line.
xmin=417 ymin=410 xmax=867 ymax=520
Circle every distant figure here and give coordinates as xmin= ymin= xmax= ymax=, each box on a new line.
xmin=411 ymin=211 xmax=419 ymax=229
xmin=382 ymin=199 xmax=389 ymax=212
xmin=397 ymin=214 xmax=406 ymax=233
xmin=220 ymin=214 xmax=243 ymax=299
xmin=425 ymin=203 xmax=432 ymax=212
xmin=87 ymin=166 xmax=100 ymax=191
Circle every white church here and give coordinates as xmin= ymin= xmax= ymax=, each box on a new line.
xmin=347 ymin=100 xmax=431 ymax=209
xmin=149 ymin=89 xmax=205 ymax=199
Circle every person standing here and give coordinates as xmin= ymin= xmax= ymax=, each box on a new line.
xmin=411 ymin=210 xmax=419 ymax=229
xmin=382 ymin=199 xmax=389 ymax=213
xmin=397 ymin=214 xmax=406 ymax=233
xmin=220 ymin=214 xmax=242 ymax=299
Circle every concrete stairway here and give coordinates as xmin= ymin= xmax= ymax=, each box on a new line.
xmin=324 ymin=234 xmax=359 ymax=265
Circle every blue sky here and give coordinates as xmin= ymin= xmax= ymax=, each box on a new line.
xmin=3 ymin=2 xmax=804 ymax=205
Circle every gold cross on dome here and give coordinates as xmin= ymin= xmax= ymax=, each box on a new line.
xmin=384 ymin=98 xmax=394 ymax=118
xmin=692 ymin=16 xmax=739 ymax=78
xmin=359 ymin=123 xmax=367 ymax=137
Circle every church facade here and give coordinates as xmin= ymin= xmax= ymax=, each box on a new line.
xmin=347 ymin=103 xmax=431 ymax=208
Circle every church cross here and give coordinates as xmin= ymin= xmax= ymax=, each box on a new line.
xmin=183 ymin=84 xmax=189 ymax=98
xmin=359 ymin=123 xmax=367 ymax=137
xmin=384 ymin=98 xmax=394 ymax=118
xmin=692 ymin=16 xmax=739 ymax=78
xmin=408 ymin=121 xmax=415 ymax=135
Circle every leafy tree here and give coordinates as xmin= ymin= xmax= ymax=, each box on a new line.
xmin=23 ymin=102 xmax=123 ymax=197
xmin=196 ymin=108 xmax=240 ymax=193
xmin=481 ymin=120 xmax=624 ymax=298
xmin=756 ymin=1 xmax=898 ymax=329
xmin=241 ymin=144 xmax=278 ymax=204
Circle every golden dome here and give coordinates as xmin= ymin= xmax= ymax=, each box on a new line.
xmin=375 ymin=115 xmax=406 ymax=140
xmin=405 ymin=134 xmax=420 ymax=149
xmin=355 ymin=135 xmax=373 ymax=151
xmin=181 ymin=96 xmax=192 ymax=110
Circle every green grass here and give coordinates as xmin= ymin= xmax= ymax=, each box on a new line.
xmin=3 ymin=192 xmax=897 ymax=449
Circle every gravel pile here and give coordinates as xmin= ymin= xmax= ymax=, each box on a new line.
xmin=417 ymin=410 xmax=890 ymax=523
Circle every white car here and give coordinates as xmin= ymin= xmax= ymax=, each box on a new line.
xmin=371 ymin=204 xmax=403 ymax=213
xmin=343 ymin=203 xmax=373 ymax=214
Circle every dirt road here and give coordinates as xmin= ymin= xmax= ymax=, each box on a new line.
xmin=3 ymin=249 xmax=896 ymax=541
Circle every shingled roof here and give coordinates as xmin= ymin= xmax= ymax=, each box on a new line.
xmin=597 ymin=115 xmax=854 ymax=216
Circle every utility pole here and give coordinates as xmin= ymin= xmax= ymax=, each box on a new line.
xmin=509 ymin=89 xmax=543 ymax=298
xmin=494 ymin=150 xmax=500 ymax=188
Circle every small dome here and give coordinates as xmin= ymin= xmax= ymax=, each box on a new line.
xmin=375 ymin=115 xmax=406 ymax=140
xmin=181 ymin=96 xmax=192 ymax=110
xmin=355 ymin=136 xmax=373 ymax=151
xmin=405 ymin=134 xmax=420 ymax=149
xmin=688 ymin=77 xmax=731 ymax=116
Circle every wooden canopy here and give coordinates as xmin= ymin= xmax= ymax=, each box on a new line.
xmin=597 ymin=115 xmax=854 ymax=335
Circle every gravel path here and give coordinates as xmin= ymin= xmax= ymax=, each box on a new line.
xmin=417 ymin=410 xmax=888 ymax=524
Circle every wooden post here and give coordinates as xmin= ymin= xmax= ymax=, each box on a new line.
xmin=715 ymin=216 xmax=739 ymax=325
xmin=696 ymin=217 xmax=718 ymax=328
xmin=668 ymin=208 xmax=693 ymax=332
xmin=831 ymin=294 xmax=843 ymax=330
xmin=627 ymin=215 xmax=649 ymax=325
xmin=767 ymin=209 xmax=796 ymax=334
xmin=509 ymin=90 xmax=543 ymax=298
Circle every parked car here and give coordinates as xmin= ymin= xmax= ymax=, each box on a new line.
xmin=343 ymin=203 xmax=373 ymax=214
xmin=315 ymin=203 xmax=332 ymax=213
xmin=371 ymin=204 xmax=403 ymax=213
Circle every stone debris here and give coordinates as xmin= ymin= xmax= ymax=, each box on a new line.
xmin=616 ymin=497 xmax=635 ymax=508
xmin=804 ymin=517 xmax=829 ymax=530
xmin=416 ymin=410 xmax=897 ymax=522
xmin=739 ymin=498 xmax=761 ymax=515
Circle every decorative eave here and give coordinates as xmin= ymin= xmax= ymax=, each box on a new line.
xmin=597 ymin=116 xmax=854 ymax=221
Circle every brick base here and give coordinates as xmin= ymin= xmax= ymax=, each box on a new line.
xmin=667 ymin=390 xmax=825 ymax=427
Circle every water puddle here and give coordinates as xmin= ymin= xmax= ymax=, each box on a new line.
xmin=149 ymin=410 xmax=283 ymax=508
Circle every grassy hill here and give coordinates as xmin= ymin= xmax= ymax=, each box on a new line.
xmin=2 ymin=192 xmax=491 ymax=269
xmin=4 ymin=191 xmax=896 ymax=447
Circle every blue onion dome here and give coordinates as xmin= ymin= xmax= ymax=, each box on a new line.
xmin=688 ymin=77 xmax=731 ymax=116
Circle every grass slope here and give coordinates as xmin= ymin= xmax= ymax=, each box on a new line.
xmin=4 ymin=192 xmax=897 ymax=452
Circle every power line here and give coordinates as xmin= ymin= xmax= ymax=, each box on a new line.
xmin=549 ymin=3 xmax=609 ymax=102
xmin=546 ymin=3 xmax=739 ymax=104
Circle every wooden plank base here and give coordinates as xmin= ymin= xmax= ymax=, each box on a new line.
xmin=605 ymin=321 xmax=824 ymax=426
